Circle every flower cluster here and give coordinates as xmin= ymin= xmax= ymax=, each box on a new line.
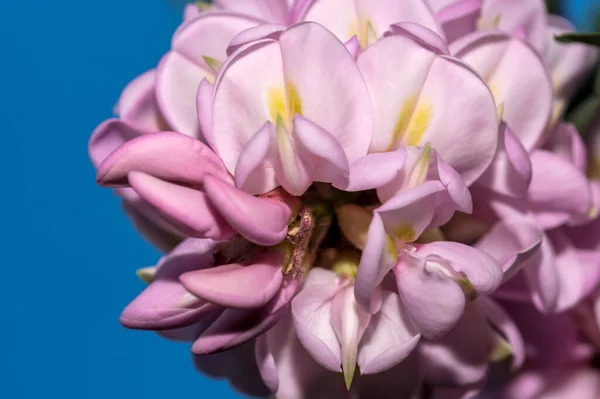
xmin=90 ymin=0 xmax=600 ymax=397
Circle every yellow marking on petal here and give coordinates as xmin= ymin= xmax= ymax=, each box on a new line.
xmin=268 ymin=87 xmax=288 ymax=125
xmin=344 ymin=362 xmax=356 ymax=390
xmin=136 ymin=266 xmax=156 ymax=284
xmin=196 ymin=1 xmax=212 ymax=11
xmin=488 ymin=81 xmax=501 ymax=104
xmin=489 ymin=340 xmax=512 ymax=363
xmin=348 ymin=17 xmax=376 ymax=49
xmin=406 ymin=143 xmax=432 ymax=189
xmin=404 ymin=100 xmax=432 ymax=147
xmin=477 ymin=14 xmax=502 ymax=31
xmin=392 ymin=223 xmax=416 ymax=243
xmin=267 ymin=82 xmax=303 ymax=128
xmin=496 ymin=103 xmax=505 ymax=121
xmin=202 ymin=55 xmax=222 ymax=74
xmin=388 ymin=96 xmax=433 ymax=150
xmin=388 ymin=95 xmax=418 ymax=150
xmin=386 ymin=234 xmax=398 ymax=260
xmin=286 ymin=82 xmax=303 ymax=119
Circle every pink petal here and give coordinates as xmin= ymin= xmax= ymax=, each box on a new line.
xmin=420 ymin=303 xmax=490 ymax=385
xmin=203 ymin=174 xmax=291 ymax=246
xmin=115 ymin=69 xmax=165 ymax=132
xmin=477 ymin=122 xmax=532 ymax=198
xmin=119 ymin=239 xmax=222 ymax=330
xmin=293 ymin=115 xmax=350 ymax=183
xmin=214 ymin=0 xmax=291 ymax=24
xmin=332 ymin=148 xmax=407 ymax=192
xmin=234 ymin=122 xmax=278 ymax=195
xmin=387 ymin=22 xmax=450 ymax=55
xmin=416 ymin=241 xmax=503 ymax=295
xmin=359 ymin=33 xmax=498 ymax=185
xmin=395 ymin=252 xmax=466 ymax=339
xmin=476 ymin=297 xmax=525 ymax=370
xmin=475 ymin=219 xmax=543 ymax=282
xmin=180 ymin=251 xmax=284 ymax=309
xmin=435 ymin=0 xmax=482 ymax=43
xmin=331 ymin=285 xmax=371 ymax=385
xmin=357 ymin=291 xmax=420 ymax=374
xmin=227 ymin=24 xmax=286 ymax=54
xmin=96 ymin=131 xmax=229 ymax=187
xmin=88 ymin=119 xmax=143 ymax=169
xmin=355 ymin=213 xmax=398 ymax=313
xmin=127 ymin=172 xmax=236 ymax=240
xmin=451 ymin=32 xmax=553 ymax=150
xmin=528 ymin=150 xmax=592 ymax=228
xmin=279 ymin=23 xmax=373 ymax=164
xmin=156 ymin=13 xmax=261 ymax=138
xmin=291 ymin=280 xmax=343 ymax=372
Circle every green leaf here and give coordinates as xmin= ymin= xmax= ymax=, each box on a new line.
xmin=566 ymin=96 xmax=599 ymax=134
xmin=555 ymin=32 xmax=600 ymax=46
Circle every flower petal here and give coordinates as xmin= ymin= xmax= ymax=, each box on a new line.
xmin=127 ymin=172 xmax=236 ymax=240
xmin=395 ymin=251 xmax=466 ymax=339
xmin=477 ymin=122 xmax=532 ymax=198
xmin=96 ymin=131 xmax=229 ymax=187
xmin=358 ymin=291 xmax=421 ymax=374
xmin=333 ymin=148 xmax=407 ymax=192
xmin=435 ymin=0 xmax=482 ymax=43
xmin=88 ymin=119 xmax=144 ymax=169
xmin=355 ymin=213 xmax=398 ymax=313
xmin=416 ymin=241 xmax=503 ymax=294
xmin=234 ymin=122 xmax=278 ymax=195
xmin=451 ymin=32 xmax=553 ymax=150
xmin=291 ymin=280 xmax=343 ymax=372
xmin=119 ymin=239 xmax=222 ymax=330
xmin=359 ymin=33 xmax=498 ymax=184
xmin=180 ymin=251 xmax=284 ymax=309
xmin=203 ymin=174 xmax=291 ymax=246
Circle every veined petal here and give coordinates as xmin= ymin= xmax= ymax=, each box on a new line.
xmin=358 ymin=291 xmax=421 ymax=374
xmin=203 ymin=174 xmax=291 ymax=246
xmin=180 ymin=251 xmax=284 ymax=309
xmin=96 ymin=132 xmax=229 ymax=187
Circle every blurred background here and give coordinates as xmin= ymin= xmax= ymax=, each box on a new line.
xmin=0 ymin=0 xmax=597 ymax=398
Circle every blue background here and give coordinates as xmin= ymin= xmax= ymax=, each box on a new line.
xmin=0 ymin=0 xmax=596 ymax=398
